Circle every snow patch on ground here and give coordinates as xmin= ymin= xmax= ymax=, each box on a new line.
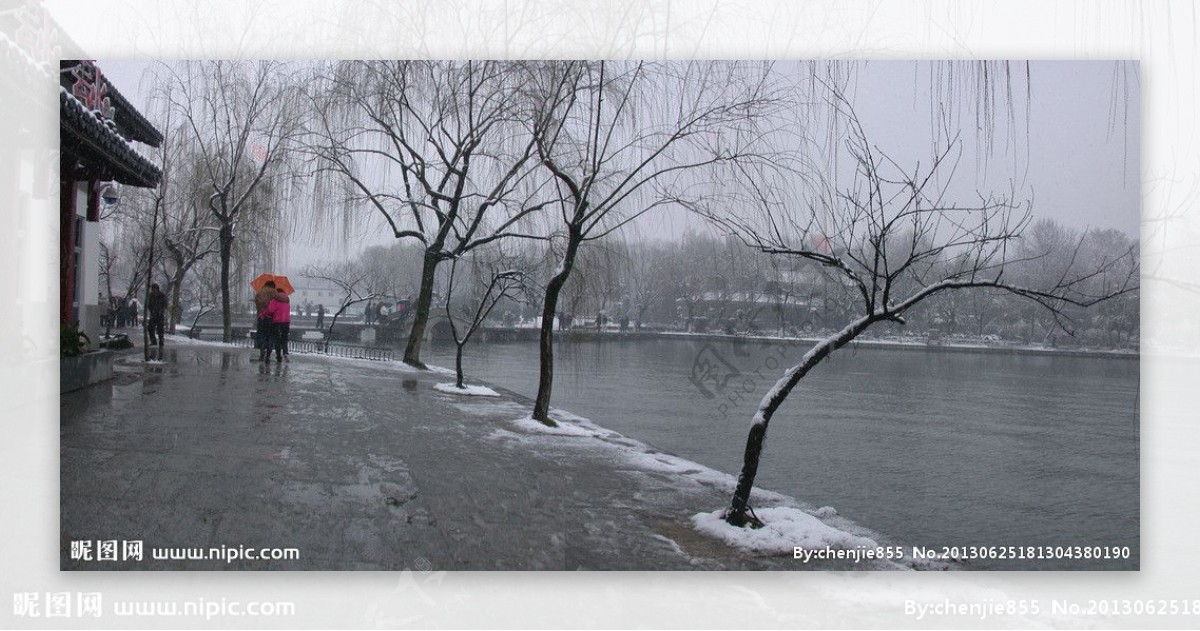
xmin=434 ymin=383 xmax=500 ymax=397
xmin=450 ymin=400 xmax=528 ymax=418
xmin=117 ymin=355 xmax=168 ymax=365
xmin=814 ymin=506 xmax=838 ymax=518
xmin=650 ymin=534 xmax=689 ymax=558
xmin=158 ymin=334 xmax=217 ymax=347
xmin=487 ymin=428 xmax=526 ymax=443
xmin=691 ymin=507 xmax=878 ymax=555
xmin=620 ymin=449 xmax=789 ymax=503
xmin=509 ymin=415 xmax=604 ymax=437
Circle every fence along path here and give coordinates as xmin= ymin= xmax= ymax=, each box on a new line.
xmin=229 ymin=335 xmax=395 ymax=361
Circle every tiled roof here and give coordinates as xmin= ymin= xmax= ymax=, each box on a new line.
xmin=60 ymin=87 xmax=162 ymax=188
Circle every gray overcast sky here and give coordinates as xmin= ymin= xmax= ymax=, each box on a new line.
xmin=97 ymin=60 xmax=1139 ymax=268
xmin=854 ymin=60 xmax=1139 ymax=235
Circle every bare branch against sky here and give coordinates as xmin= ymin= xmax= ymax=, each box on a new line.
xmin=98 ymin=60 xmax=1140 ymax=272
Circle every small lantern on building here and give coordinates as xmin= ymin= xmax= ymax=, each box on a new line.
xmin=100 ymin=182 xmax=120 ymax=206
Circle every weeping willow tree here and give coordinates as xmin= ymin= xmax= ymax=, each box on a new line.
xmin=526 ymin=60 xmax=792 ymax=425
xmin=303 ymin=60 xmax=554 ymax=367
xmin=158 ymin=61 xmax=304 ymax=342
xmin=151 ymin=124 xmax=219 ymax=335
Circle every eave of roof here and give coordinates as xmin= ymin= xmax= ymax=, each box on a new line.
xmin=101 ymin=72 xmax=163 ymax=147
xmin=60 ymin=60 xmax=164 ymax=148
xmin=60 ymin=88 xmax=162 ymax=188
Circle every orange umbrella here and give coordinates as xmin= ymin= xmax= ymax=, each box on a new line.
xmin=250 ymin=273 xmax=294 ymax=295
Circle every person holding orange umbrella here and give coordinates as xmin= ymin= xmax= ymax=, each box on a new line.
xmin=264 ymin=286 xmax=293 ymax=363
xmin=251 ymin=274 xmax=295 ymax=363
xmin=252 ymin=278 xmax=276 ymax=362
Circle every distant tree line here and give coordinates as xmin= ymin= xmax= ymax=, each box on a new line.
xmin=322 ymin=218 xmax=1137 ymax=350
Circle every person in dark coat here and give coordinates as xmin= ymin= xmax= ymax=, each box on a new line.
xmin=315 ymin=303 xmax=325 ymax=330
xmin=253 ymin=280 xmax=277 ymax=362
xmin=116 ymin=296 xmax=127 ymax=328
xmin=147 ymin=283 xmax=168 ymax=346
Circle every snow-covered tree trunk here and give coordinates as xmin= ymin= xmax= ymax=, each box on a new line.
xmin=532 ymin=236 xmax=580 ymax=426
xmin=725 ymin=314 xmax=876 ymax=526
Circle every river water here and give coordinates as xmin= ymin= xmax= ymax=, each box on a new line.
xmin=424 ymin=336 xmax=1139 ymax=569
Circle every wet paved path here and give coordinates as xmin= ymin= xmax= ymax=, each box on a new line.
xmin=61 ymin=339 xmax=895 ymax=570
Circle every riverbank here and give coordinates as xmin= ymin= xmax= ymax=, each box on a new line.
xmin=657 ymin=330 xmax=1139 ymax=360
xmin=60 ymin=335 xmax=936 ymax=570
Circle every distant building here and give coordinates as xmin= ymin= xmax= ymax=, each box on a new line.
xmin=59 ymin=60 xmax=162 ymax=341
xmin=290 ymin=281 xmax=344 ymax=316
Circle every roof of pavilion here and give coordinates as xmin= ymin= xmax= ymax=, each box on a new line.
xmin=59 ymin=60 xmax=162 ymax=188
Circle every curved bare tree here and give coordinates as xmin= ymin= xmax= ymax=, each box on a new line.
xmin=702 ymin=85 xmax=1139 ymax=527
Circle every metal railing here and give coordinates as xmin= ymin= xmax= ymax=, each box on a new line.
xmin=230 ymin=335 xmax=395 ymax=361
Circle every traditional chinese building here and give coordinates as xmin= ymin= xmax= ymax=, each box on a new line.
xmin=59 ymin=60 xmax=162 ymax=342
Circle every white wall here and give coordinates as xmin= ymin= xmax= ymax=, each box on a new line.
xmin=75 ymin=182 xmax=102 ymax=342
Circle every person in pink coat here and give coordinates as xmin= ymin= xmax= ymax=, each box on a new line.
xmin=264 ymin=288 xmax=292 ymax=363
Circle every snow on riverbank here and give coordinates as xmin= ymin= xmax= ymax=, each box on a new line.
xmin=509 ymin=414 xmax=604 ymax=437
xmin=658 ymin=330 xmax=1137 ymax=359
xmin=692 ymin=507 xmax=878 ymax=554
xmin=434 ymin=382 xmax=500 ymax=397
xmin=476 ymin=406 xmax=905 ymax=564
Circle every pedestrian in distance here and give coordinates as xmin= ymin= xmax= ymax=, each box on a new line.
xmin=254 ymin=280 xmax=277 ymax=362
xmin=147 ymin=283 xmax=168 ymax=347
xmin=265 ymin=287 xmax=292 ymax=363
xmin=316 ymin=303 xmax=325 ymax=330
xmin=128 ymin=296 xmax=140 ymax=327
xmin=106 ymin=295 xmax=118 ymax=329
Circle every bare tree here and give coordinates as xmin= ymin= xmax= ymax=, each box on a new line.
xmin=108 ymin=207 xmax=154 ymax=308
xmin=619 ymin=238 xmax=662 ymax=331
xmin=301 ymin=260 xmax=384 ymax=350
xmin=157 ymin=139 xmax=220 ymax=333
xmin=703 ymin=89 xmax=1139 ymax=527
xmin=527 ymin=60 xmax=788 ymax=425
xmin=764 ymin=254 xmax=804 ymax=335
xmin=159 ymin=61 xmax=302 ymax=342
xmin=305 ymin=60 xmax=552 ymax=367
xmin=98 ymin=240 xmax=118 ymax=338
xmin=442 ymin=251 xmax=528 ymax=389
xmin=558 ymin=237 xmax=623 ymax=327
xmin=181 ymin=257 xmax=222 ymax=334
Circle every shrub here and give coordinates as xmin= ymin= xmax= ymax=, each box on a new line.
xmin=61 ymin=322 xmax=91 ymax=358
